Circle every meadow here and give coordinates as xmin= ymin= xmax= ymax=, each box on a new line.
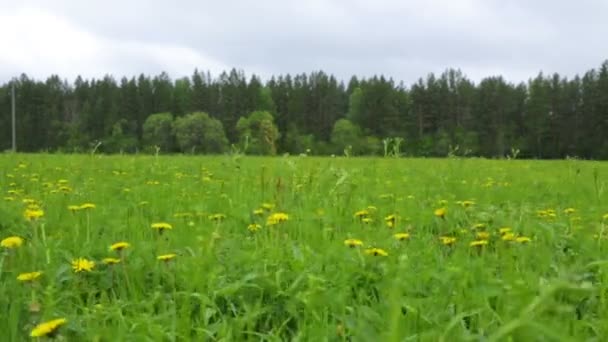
xmin=1 ymin=153 xmax=607 ymax=341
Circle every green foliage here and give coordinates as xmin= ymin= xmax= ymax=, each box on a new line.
xmin=142 ymin=112 xmax=175 ymax=152
xmin=173 ymin=112 xmax=228 ymax=154
xmin=331 ymin=119 xmax=362 ymax=155
xmin=236 ymin=111 xmax=280 ymax=155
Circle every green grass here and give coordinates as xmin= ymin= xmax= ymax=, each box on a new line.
xmin=1 ymin=154 xmax=608 ymax=341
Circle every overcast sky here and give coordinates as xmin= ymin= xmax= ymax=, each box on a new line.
xmin=0 ymin=0 xmax=606 ymax=85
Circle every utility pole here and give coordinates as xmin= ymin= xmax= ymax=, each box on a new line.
xmin=11 ymin=80 xmax=16 ymax=152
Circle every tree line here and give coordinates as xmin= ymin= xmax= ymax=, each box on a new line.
xmin=1 ymin=60 xmax=608 ymax=158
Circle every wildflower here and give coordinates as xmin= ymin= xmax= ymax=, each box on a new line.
xmin=434 ymin=207 xmax=447 ymax=219
xmin=71 ymin=258 xmax=95 ymax=273
xmin=17 ymin=271 xmax=42 ymax=282
xmin=516 ymin=236 xmax=531 ymax=243
xmin=394 ymin=233 xmax=410 ymax=241
xmin=151 ymin=222 xmax=173 ymax=233
xmin=361 ymin=217 xmax=373 ymax=224
xmin=24 ymin=208 xmax=44 ymax=221
xmin=470 ymin=240 xmax=489 ymax=247
xmin=253 ymin=209 xmax=264 ymax=216
xmin=261 ymin=203 xmax=275 ymax=211
xmin=476 ymin=232 xmax=490 ymax=240
xmin=1 ymin=236 xmax=24 ymax=249
xmin=456 ymin=200 xmax=475 ymax=208
xmin=440 ymin=236 xmax=456 ymax=246
xmin=102 ymin=258 xmax=121 ymax=265
xmin=157 ymin=253 xmax=177 ymax=262
xmin=353 ymin=210 xmax=369 ymax=219
xmin=208 ymin=213 xmax=226 ymax=222
xmin=30 ymin=318 xmax=67 ymax=338
xmin=385 ymin=214 xmax=397 ymax=228
xmin=67 ymin=205 xmax=81 ymax=212
xmin=472 ymin=223 xmax=486 ymax=230
xmin=499 ymin=227 xmax=512 ymax=235
xmin=109 ymin=242 xmax=130 ymax=252
xmin=79 ymin=203 xmax=96 ymax=210
xmin=266 ymin=212 xmax=289 ymax=226
xmin=247 ymin=223 xmax=262 ymax=232
xmin=364 ymin=248 xmax=388 ymax=256
xmin=502 ymin=233 xmax=516 ymax=241
xmin=344 ymin=238 xmax=363 ymax=247
xmin=563 ymin=208 xmax=576 ymax=215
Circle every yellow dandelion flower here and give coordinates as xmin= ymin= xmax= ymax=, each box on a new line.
xmin=364 ymin=248 xmax=388 ymax=256
xmin=394 ymin=233 xmax=410 ymax=241
xmin=109 ymin=242 xmax=130 ymax=251
xmin=151 ymin=222 xmax=173 ymax=232
xmin=30 ymin=318 xmax=67 ymax=338
xmin=261 ymin=203 xmax=275 ymax=211
xmin=17 ymin=271 xmax=42 ymax=282
xmin=499 ymin=227 xmax=512 ymax=235
xmin=157 ymin=253 xmax=177 ymax=261
xmin=1 ymin=236 xmax=24 ymax=248
xmin=502 ymin=232 xmax=516 ymax=241
xmin=516 ymin=236 xmax=531 ymax=243
xmin=102 ymin=258 xmax=121 ymax=265
xmin=67 ymin=205 xmax=81 ymax=211
xmin=253 ymin=209 xmax=264 ymax=216
xmin=344 ymin=238 xmax=363 ymax=247
xmin=79 ymin=203 xmax=96 ymax=210
xmin=476 ymin=232 xmax=490 ymax=240
xmin=472 ymin=223 xmax=486 ymax=230
xmin=434 ymin=207 xmax=447 ymax=219
xmin=353 ymin=210 xmax=369 ymax=218
xmin=23 ymin=208 xmax=44 ymax=221
xmin=361 ymin=217 xmax=373 ymax=224
xmin=208 ymin=213 xmax=226 ymax=221
xmin=266 ymin=212 xmax=289 ymax=226
xmin=247 ymin=223 xmax=262 ymax=232
xmin=470 ymin=240 xmax=489 ymax=247
xmin=440 ymin=236 xmax=457 ymax=246
xmin=71 ymin=258 xmax=95 ymax=273
xmin=385 ymin=214 xmax=397 ymax=224
xmin=564 ymin=208 xmax=576 ymax=215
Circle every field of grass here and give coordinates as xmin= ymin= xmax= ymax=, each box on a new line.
xmin=1 ymin=153 xmax=608 ymax=341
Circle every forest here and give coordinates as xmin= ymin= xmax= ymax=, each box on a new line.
xmin=1 ymin=60 xmax=607 ymax=158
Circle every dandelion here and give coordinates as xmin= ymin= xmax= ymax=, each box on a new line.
xmin=394 ymin=233 xmax=410 ymax=241
xmin=17 ymin=271 xmax=42 ymax=282
xmin=385 ymin=214 xmax=397 ymax=228
xmin=516 ymin=236 xmax=531 ymax=243
xmin=1 ymin=236 xmax=24 ymax=249
xmin=102 ymin=258 xmax=121 ymax=265
xmin=247 ymin=223 xmax=262 ymax=232
xmin=440 ymin=236 xmax=456 ymax=246
xmin=353 ymin=210 xmax=369 ymax=219
xmin=266 ymin=212 xmax=289 ymax=226
xmin=476 ymin=232 xmax=490 ymax=240
xmin=151 ymin=222 xmax=173 ymax=233
xmin=364 ymin=248 xmax=388 ymax=256
xmin=79 ymin=203 xmax=96 ymax=210
xmin=30 ymin=318 xmax=67 ymax=338
xmin=434 ymin=207 xmax=447 ymax=219
xmin=261 ymin=203 xmax=275 ymax=211
xmin=67 ymin=205 xmax=81 ymax=212
xmin=208 ymin=213 xmax=226 ymax=222
xmin=344 ymin=238 xmax=363 ymax=247
xmin=470 ymin=240 xmax=489 ymax=247
xmin=109 ymin=241 xmax=130 ymax=252
xmin=361 ymin=217 xmax=373 ymax=224
xmin=502 ymin=233 xmax=516 ymax=241
xmin=253 ymin=209 xmax=264 ymax=216
xmin=499 ymin=227 xmax=512 ymax=235
xmin=564 ymin=208 xmax=576 ymax=215
xmin=157 ymin=253 xmax=177 ymax=262
xmin=23 ymin=208 xmax=44 ymax=221
xmin=71 ymin=258 xmax=95 ymax=273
